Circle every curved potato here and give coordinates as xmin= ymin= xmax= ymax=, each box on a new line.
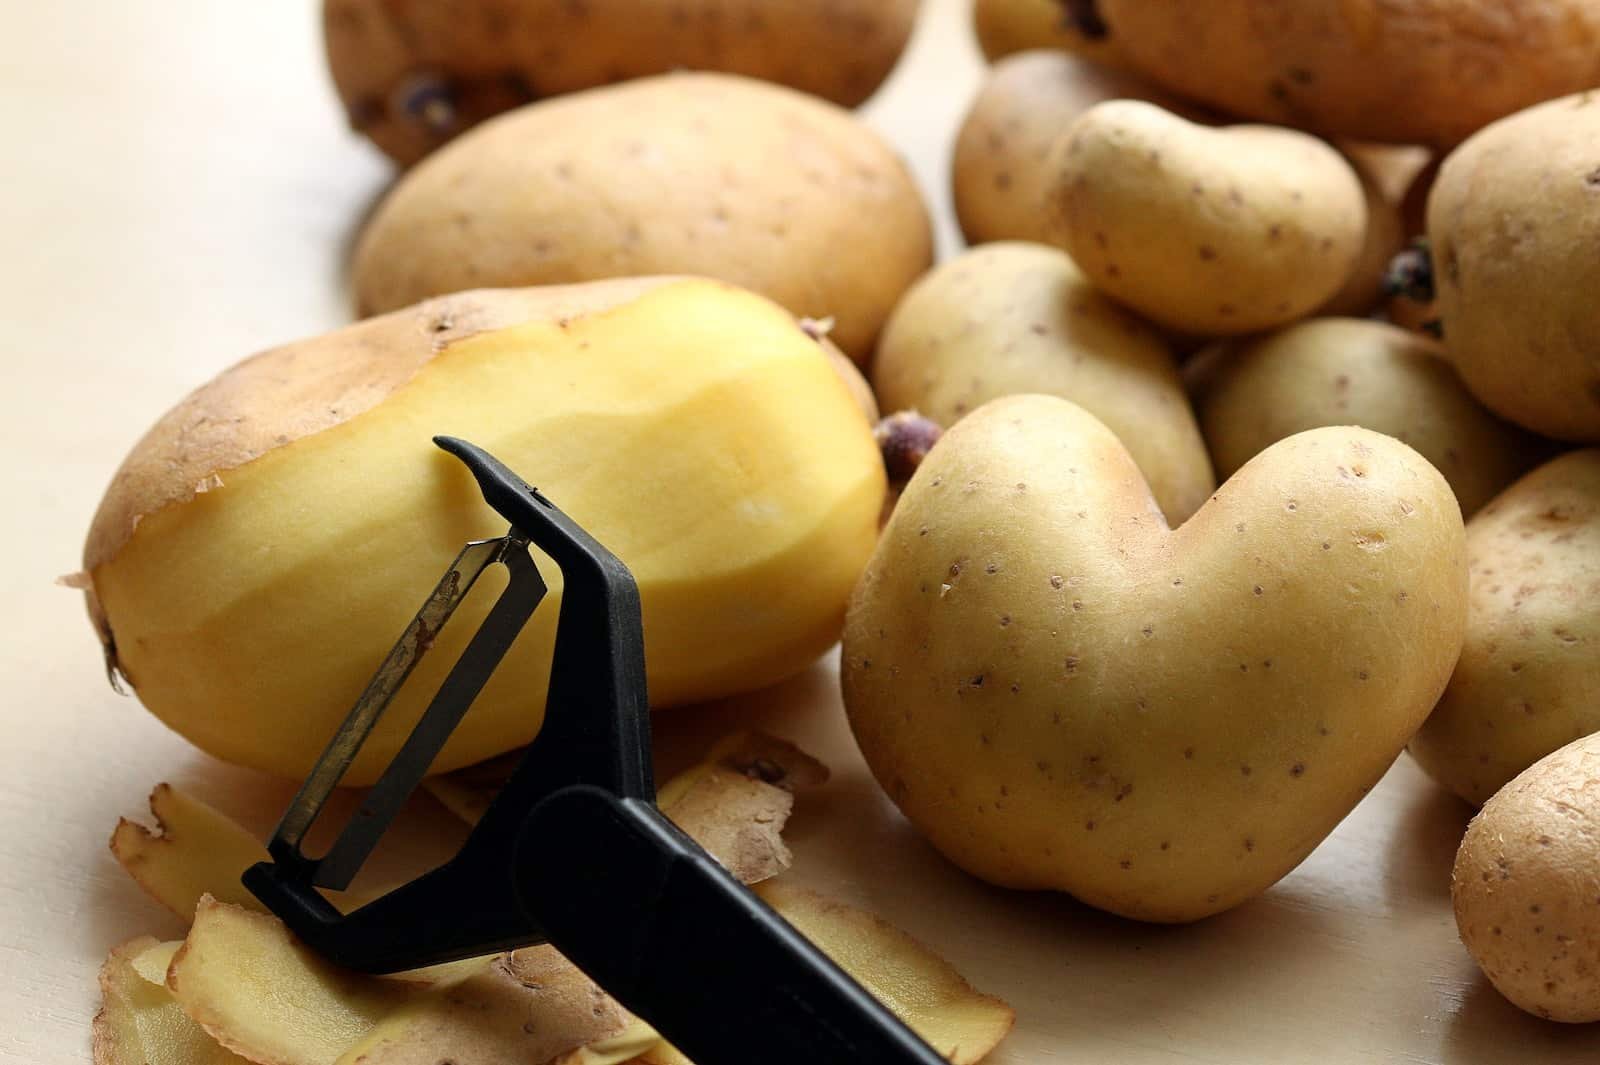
xmin=1095 ymin=0 xmax=1600 ymax=147
xmin=1453 ymin=732 xmax=1600 ymax=1022
xmin=952 ymin=51 xmax=1210 ymax=246
xmin=324 ymin=0 xmax=921 ymax=165
xmin=1430 ymin=92 xmax=1600 ymax=442
xmin=1411 ymin=451 xmax=1600 ymax=805
xmin=1316 ymin=151 xmax=1408 ymax=317
xmin=844 ymin=395 xmax=1467 ymax=921
xmin=1047 ymin=100 xmax=1366 ymax=334
xmin=875 ymin=242 xmax=1214 ymax=523
xmin=1193 ymin=318 xmax=1547 ymax=516
xmin=353 ymin=73 xmax=932 ymax=361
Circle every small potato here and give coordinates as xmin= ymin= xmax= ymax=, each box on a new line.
xmin=1096 ymin=0 xmax=1600 ymax=147
xmin=1316 ymin=151 xmax=1407 ymax=317
xmin=875 ymin=242 xmax=1214 ymax=523
xmin=844 ymin=396 xmax=1467 ymax=922
xmin=1430 ymin=92 xmax=1600 ymax=442
xmin=1047 ymin=101 xmax=1367 ymax=335
xmin=1410 ymin=451 xmax=1600 ymax=805
xmin=324 ymin=0 xmax=921 ymax=165
xmin=1192 ymin=318 xmax=1547 ymax=517
xmin=972 ymin=0 xmax=1127 ymax=66
xmin=353 ymin=73 xmax=933 ymax=360
xmin=952 ymin=51 xmax=1209 ymax=246
xmin=1453 ymin=732 xmax=1600 ymax=1023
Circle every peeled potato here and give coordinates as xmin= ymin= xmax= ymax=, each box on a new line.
xmin=84 ymin=279 xmax=883 ymax=783
xmin=844 ymin=395 xmax=1467 ymax=921
xmin=874 ymin=242 xmax=1214 ymax=524
xmin=1046 ymin=100 xmax=1366 ymax=335
xmin=1453 ymin=732 xmax=1600 ymax=1022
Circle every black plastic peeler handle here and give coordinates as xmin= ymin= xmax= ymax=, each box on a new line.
xmin=245 ymin=437 xmax=948 ymax=1065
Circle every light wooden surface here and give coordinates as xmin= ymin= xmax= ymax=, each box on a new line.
xmin=0 ymin=3 xmax=1593 ymax=1063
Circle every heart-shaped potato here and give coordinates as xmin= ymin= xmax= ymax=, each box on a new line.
xmin=842 ymin=395 xmax=1468 ymax=921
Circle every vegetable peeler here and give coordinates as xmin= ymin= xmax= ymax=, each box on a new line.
xmin=243 ymin=436 xmax=947 ymax=1065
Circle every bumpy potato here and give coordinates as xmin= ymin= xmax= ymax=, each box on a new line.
xmin=353 ymin=73 xmax=933 ymax=360
xmin=1410 ymin=451 xmax=1600 ymax=805
xmin=874 ymin=243 xmax=1214 ymax=523
xmin=1094 ymin=0 xmax=1600 ymax=147
xmin=952 ymin=51 xmax=1209 ymax=245
xmin=972 ymin=0 xmax=1128 ymax=66
xmin=1192 ymin=318 xmax=1547 ymax=516
xmin=843 ymin=395 xmax=1468 ymax=921
xmin=83 ymin=279 xmax=885 ymax=783
xmin=1047 ymin=100 xmax=1366 ymax=335
xmin=1453 ymin=732 xmax=1600 ymax=1022
xmin=324 ymin=0 xmax=921 ymax=165
xmin=1429 ymin=92 xmax=1600 ymax=442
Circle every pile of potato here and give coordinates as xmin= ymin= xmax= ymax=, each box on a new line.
xmin=82 ymin=0 xmax=1600 ymax=1052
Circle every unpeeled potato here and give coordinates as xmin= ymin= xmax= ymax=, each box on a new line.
xmin=843 ymin=395 xmax=1467 ymax=921
xmin=971 ymin=0 xmax=1130 ymax=69
xmin=1046 ymin=100 xmax=1367 ymax=335
xmin=352 ymin=72 xmax=932 ymax=360
xmin=874 ymin=242 xmax=1214 ymax=524
xmin=325 ymin=0 xmax=922 ymax=165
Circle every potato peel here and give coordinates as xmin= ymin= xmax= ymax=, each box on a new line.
xmin=93 ymin=935 xmax=252 ymax=1065
xmin=111 ymin=784 xmax=273 ymax=918
xmin=166 ymin=897 xmax=412 ymax=1065
xmin=334 ymin=947 xmax=646 ymax=1065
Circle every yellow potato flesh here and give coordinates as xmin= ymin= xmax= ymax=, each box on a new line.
xmin=112 ymin=784 xmax=273 ymax=918
xmin=94 ymin=282 xmax=883 ymax=783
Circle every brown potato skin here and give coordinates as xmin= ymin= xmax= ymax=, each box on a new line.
xmin=1430 ymin=92 xmax=1600 ymax=443
xmin=972 ymin=0 xmax=1129 ymax=66
xmin=1192 ymin=318 xmax=1548 ymax=517
xmin=952 ymin=51 xmax=1210 ymax=246
xmin=325 ymin=0 xmax=921 ymax=165
xmin=352 ymin=73 xmax=932 ymax=361
xmin=1096 ymin=0 xmax=1600 ymax=147
xmin=1411 ymin=451 xmax=1600 ymax=805
xmin=1453 ymin=732 xmax=1600 ymax=1022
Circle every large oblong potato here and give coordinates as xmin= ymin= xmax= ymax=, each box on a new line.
xmin=83 ymin=278 xmax=885 ymax=784
xmin=1410 ymin=451 xmax=1600 ymax=805
xmin=1430 ymin=92 xmax=1600 ymax=443
xmin=324 ymin=0 xmax=921 ymax=165
xmin=353 ymin=73 xmax=933 ymax=360
xmin=1046 ymin=100 xmax=1366 ymax=335
xmin=843 ymin=395 xmax=1467 ymax=922
xmin=874 ymin=242 xmax=1214 ymax=523
xmin=1192 ymin=318 xmax=1547 ymax=517
xmin=952 ymin=51 xmax=1208 ymax=246
xmin=1453 ymin=733 xmax=1600 ymax=1023
xmin=1094 ymin=0 xmax=1600 ymax=147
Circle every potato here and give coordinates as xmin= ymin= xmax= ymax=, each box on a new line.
xmin=324 ymin=0 xmax=921 ymax=165
xmin=1093 ymin=0 xmax=1600 ymax=147
xmin=952 ymin=51 xmax=1211 ymax=246
xmin=83 ymin=279 xmax=884 ymax=783
xmin=842 ymin=395 xmax=1468 ymax=921
xmin=1410 ymin=451 xmax=1600 ymax=805
xmin=1046 ymin=100 xmax=1367 ymax=335
xmin=1429 ymin=92 xmax=1600 ymax=443
xmin=1453 ymin=732 xmax=1600 ymax=1023
xmin=972 ymin=0 xmax=1128 ymax=67
xmin=1192 ymin=318 xmax=1548 ymax=517
xmin=874 ymin=242 xmax=1214 ymax=524
xmin=1316 ymin=150 xmax=1408 ymax=317
xmin=352 ymin=73 xmax=932 ymax=360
